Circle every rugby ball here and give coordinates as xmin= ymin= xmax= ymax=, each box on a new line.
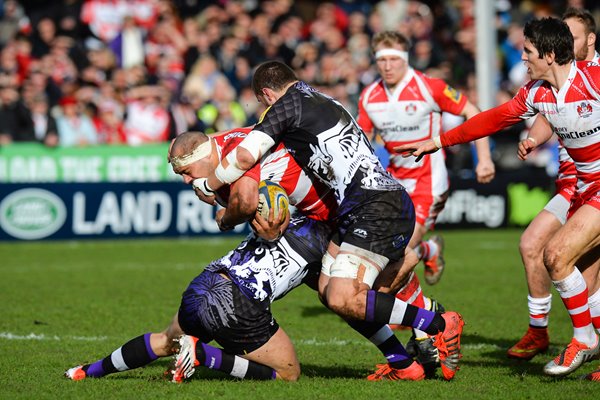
xmin=257 ymin=180 xmax=289 ymax=219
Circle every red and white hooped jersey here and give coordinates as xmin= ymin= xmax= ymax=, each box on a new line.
xmin=443 ymin=61 xmax=600 ymax=196
xmin=357 ymin=68 xmax=467 ymax=195
xmin=555 ymin=53 xmax=599 ymax=196
xmin=212 ymin=128 xmax=336 ymax=221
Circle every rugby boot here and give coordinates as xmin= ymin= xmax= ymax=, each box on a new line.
xmin=543 ymin=336 xmax=599 ymax=377
xmin=367 ymin=361 xmax=425 ymax=381
xmin=64 ymin=365 xmax=87 ymax=381
xmin=167 ymin=335 xmax=200 ymax=383
xmin=432 ymin=311 xmax=464 ymax=380
xmin=415 ymin=337 xmax=440 ymax=378
xmin=424 ymin=235 xmax=445 ymax=285
xmin=583 ymin=366 xmax=600 ymax=381
xmin=507 ymin=326 xmax=549 ymax=360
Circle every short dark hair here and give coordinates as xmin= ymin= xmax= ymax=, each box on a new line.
xmin=523 ymin=17 xmax=574 ymax=65
xmin=251 ymin=61 xmax=298 ymax=96
xmin=562 ymin=7 xmax=597 ymax=36
xmin=371 ymin=31 xmax=411 ymax=51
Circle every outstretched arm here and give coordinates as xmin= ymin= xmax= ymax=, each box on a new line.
xmin=395 ymin=100 xmax=523 ymax=161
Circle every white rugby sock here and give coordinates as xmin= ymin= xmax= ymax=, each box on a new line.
xmin=553 ymin=269 xmax=596 ymax=346
xmin=528 ymin=294 xmax=552 ymax=327
xmin=588 ymin=288 xmax=600 ymax=334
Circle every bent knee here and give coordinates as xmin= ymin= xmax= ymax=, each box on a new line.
xmin=277 ymin=364 xmax=301 ymax=382
xmin=543 ymin=245 xmax=569 ymax=275
xmin=326 ymin=291 xmax=365 ymax=319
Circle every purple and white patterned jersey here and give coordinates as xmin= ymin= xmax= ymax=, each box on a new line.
xmin=205 ymin=214 xmax=331 ymax=302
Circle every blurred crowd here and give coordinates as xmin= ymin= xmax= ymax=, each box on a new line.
xmin=0 ymin=0 xmax=599 ymax=172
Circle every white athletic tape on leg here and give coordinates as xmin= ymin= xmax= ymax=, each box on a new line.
xmin=230 ymin=356 xmax=249 ymax=379
xmin=329 ymin=243 xmax=388 ymax=288
xmin=321 ymin=251 xmax=335 ymax=277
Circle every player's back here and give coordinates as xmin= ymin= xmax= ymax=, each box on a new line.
xmin=254 ymin=82 xmax=404 ymax=205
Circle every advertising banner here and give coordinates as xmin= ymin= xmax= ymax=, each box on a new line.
xmin=0 ymin=143 xmax=556 ymax=240
xmin=0 ymin=183 xmax=248 ymax=240
xmin=436 ymin=168 xmax=554 ymax=229
xmin=0 ymin=143 xmax=177 ymax=183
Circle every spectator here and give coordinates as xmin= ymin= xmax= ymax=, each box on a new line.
xmin=123 ymin=85 xmax=170 ymax=145
xmin=55 ymin=95 xmax=98 ymax=146
xmin=196 ymin=76 xmax=246 ymax=133
xmin=93 ymin=99 xmax=125 ymax=144
xmin=0 ymin=84 xmax=35 ymax=143
xmin=109 ymin=15 xmax=145 ymax=69
xmin=29 ymin=93 xmax=58 ymax=146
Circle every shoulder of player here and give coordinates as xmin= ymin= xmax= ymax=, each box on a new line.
xmin=577 ymin=60 xmax=600 ymax=83
xmin=213 ymin=128 xmax=251 ymax=157
xmin=359 ymin=79 xmax=385 ymax=101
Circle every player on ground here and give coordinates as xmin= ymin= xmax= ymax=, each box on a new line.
xmin=171 ymin=129 xmax=433 ymax=381
xmin=507 ymin=7 xmax=600 ymax=362
xmin=357 ymin=31 xmax=495 ymax=286
xmin=65 ymin=213 xmax=330 ymax=382
xmin=65 ymin=129 xmax=430 ymax=382
xmin=396 ymin=17 xmax=600 ymax=378
xmin=65 ymin=129 xmax=334 ymax=382
xmin=192 ymin=61 xmax=465 ymax=381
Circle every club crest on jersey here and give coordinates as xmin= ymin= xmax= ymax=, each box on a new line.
xmin=443 ymin=85 xmax=462 ymax=104
xmin=405 ymin=103 xmax=417 ymax=115
xmin=392 ymin=234 xmax=409 ymax=249
xmin=576 ymin=102 xmax=592 ymax=118
xmin=352 ymin=228 xmax=368 ymax=239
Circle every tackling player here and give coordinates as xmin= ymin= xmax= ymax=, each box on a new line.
xmin=192 ymin=61 xmax=465 ymax=381
xmin=396 ymin=17 xmax=600 ymax=378
xmin=65 ymin=128 xmax=432 ymax=382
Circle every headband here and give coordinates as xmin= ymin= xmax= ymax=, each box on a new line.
xmin=169 ymin=139 xmax=212 ymax=168
xmin=375 ymin=49 xmax=409 ymax=62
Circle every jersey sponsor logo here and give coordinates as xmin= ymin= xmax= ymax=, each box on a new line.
xmin=576 ymin=101 xmax=593 ymax=118
xmin=555 ymin=125 xmax=600 ymax=140
xmin=381 ymin=125 xmax=420 ymax=133
xmin=223 ymin=131 xmax=247 ymax=140
xmin=443 ymin=85 xmax=462 ymax=104
xmin=538 ymin=109 xmax=559 ymax=116
xmin=0 ymin=188 xmax=66 ymax=240
xmin=405 ymin=103 xmax=417 ymax=115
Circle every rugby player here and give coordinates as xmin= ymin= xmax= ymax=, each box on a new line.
xmin=396 ymin=17 xmax=600 ymax=378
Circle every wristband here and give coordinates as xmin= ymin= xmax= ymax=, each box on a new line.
xmin=526 ymin=137 xmax=537 ymax=145
xmin=192 ymin=178 xmax=215 ymax=196
xmin=433 ymin=136 xmax=443 ymax=149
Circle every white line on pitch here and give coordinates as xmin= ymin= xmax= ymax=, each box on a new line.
xmin=0 ymin=332 xmax=108 ymax=341
xmin=0 ymin=332 xmax=506 ymax=351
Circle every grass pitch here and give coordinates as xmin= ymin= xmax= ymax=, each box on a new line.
xmin=0 ymin=230 xmax=597 ymax=399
